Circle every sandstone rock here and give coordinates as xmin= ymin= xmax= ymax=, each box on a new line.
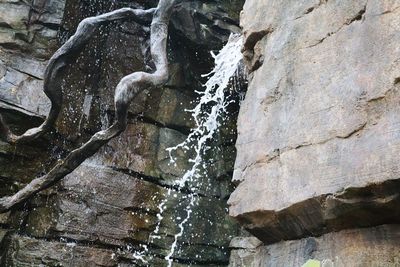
xmin=229 ymin=0 xmax=400 ymax=243
xmin=0 ymin=0 xmax=66 ymax=118
xmin=93 ymin=121 xmax=234 ymax=198
xmin=4 ymin=235 xmax=117 ymax=267
xmin=0 ymin=57 xmax=50 ymax=116
xmin=0 ymin=137 xmax=52 ymax=198
xmin=0 ymin=0 xmax=241 ymax=266
xmin=0 ymin=0 xmax=65 ymax=58
xmin=93 ymin=122 xmax=191 ymax=182
xmin=229 ymin=236 xmax=262 ymax=250
xmin=23 ymin=164 xmax=237 ymax=264
xmin=171 ymin=1 xmax=241 ymax=49
xmin=229 ymin=225 xmax=400 ymax=267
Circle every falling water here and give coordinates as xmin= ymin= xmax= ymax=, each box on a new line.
xmin=146 ymin=33 xmax=244 ymax=266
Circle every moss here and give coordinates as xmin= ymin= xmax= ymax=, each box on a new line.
xmin=302 ymin=259 xmax=321 ymax=267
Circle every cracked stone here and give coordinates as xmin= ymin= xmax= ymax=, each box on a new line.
xmin=230 ymin=0 xmax=400 ymax=243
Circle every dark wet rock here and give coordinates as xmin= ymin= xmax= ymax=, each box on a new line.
xmin=0 ymin=136 xmax=54 ymax=199
xmin=4 ymin=235 xmax=117 ymax=267
xmin=0 ymin=1 xmax=61 ymax=57
xmin=0 ymin=102 xmax=57 ymax=199
xmin=171 ymin=1 xmax=241 ymax=49
xmin=0 ymin=0 xmax=243 ymax=266
xmin=92 ymin=121 xmax=234 ymax=199
xmin=93 ymin=122 xmax=190 ymax=181
xmin=0 ymin=229 xmax=7 ymax=245
xmin=0 ymin=0 xmax=65 ymax=117
xmin=21 ymin=164 xmax=237 ymax=264
xmin=0 ymin=229 xmax=8 ymax=264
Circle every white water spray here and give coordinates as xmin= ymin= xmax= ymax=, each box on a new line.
xmin=134 ymin=33 xmax=243 ymax=266
xmin=164 ymin=34 xmax=243 ymax=266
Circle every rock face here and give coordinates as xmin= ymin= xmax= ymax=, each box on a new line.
xmin=229 ymin=224 xmax=400 ymax=267
xmin=0 ymin=0 xmax=65 ymax=116
xmin=0 ymin=0 xmax=244 ymax=266
xmin=228 ymin=0 xmax=400 ymax=265
xmin=229 ymin=0 xmax=400 ymax=242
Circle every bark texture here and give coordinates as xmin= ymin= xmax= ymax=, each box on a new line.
xmin=0 ymin=0 xmax=179 ymax=213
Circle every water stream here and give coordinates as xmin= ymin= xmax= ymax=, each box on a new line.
xmin=139 ymin=33 xmax=244 ymax=266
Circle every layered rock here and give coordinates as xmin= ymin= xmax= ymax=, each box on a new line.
xmin=229 ymin=0 xmax=400 ymax=245
xmin=0 ymin=0 xmax=65 ymax=116
xmin=4 ymin=235 xmax=117 ymax=267
xmin=18 ymin=164 xmax=236 ymax=265
xmin=229 ymin=224 xmax=400 ymax=267
xmin=0 ymin=0 xmax=244 ymax=266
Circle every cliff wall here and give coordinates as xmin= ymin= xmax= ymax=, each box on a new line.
xmin=0 ymin=0 xmax=244 ymax=266
xmin=229 ymin=0 xmax=400 ymax=266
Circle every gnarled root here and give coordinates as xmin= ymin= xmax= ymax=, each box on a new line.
xmin=0 ymin=0 xmax=180 ymax=213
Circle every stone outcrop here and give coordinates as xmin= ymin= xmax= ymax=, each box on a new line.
xmin=4 ymin=235 xmax=117 ymax=267
xmin=229 ymin=0 xmax=400 ymax=245
xmin=0 ymin=0 xmax=65 ymax=116
xmin=0 ymin=0 xmax=244 ymax=266
xmin=229 ymin=224 xmax=400 ymax=267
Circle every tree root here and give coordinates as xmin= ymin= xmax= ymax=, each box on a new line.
xmin=0 ymin=1 xmax=180 ymax=213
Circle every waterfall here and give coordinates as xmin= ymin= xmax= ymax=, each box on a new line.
xmin=163 ymin=33 xmax=243 ymax=266
xmin=134 ymin=33 xmax=244 ymax=265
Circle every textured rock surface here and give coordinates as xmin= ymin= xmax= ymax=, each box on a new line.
xmin=0 ymin=0 xmax=66 ymax=115
xmin=229 ymin=225 xmax=400 ymax=267
xmin=0 ymin=0 xmax=244 ymax=266
xmin=4 ymin=235 xmax=117 ymax=267
xmin=229 ymin=0 xmax=400 ymax=243
xmin=19 ymin=164 xmax=236 ymax=264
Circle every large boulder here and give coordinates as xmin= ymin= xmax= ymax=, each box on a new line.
xmin=229 ymin=224 xmax=400 ymax=267
xmin=229 ymin=0 xmax=400 ymax=243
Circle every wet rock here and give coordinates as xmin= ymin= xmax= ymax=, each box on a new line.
xmin=4 ymin=235 xmax=117 ymax=267
xmin=0 ymin=0 xmax=241 ymax=266
xmin=0 ymin=138 xmax=52 ymax=198
xmin=93 ymin=122 xmax=191 ymax=182
xmin=155 ymin=194 xmax=237 ymax=248
xmin=0 ymin=212 xmax=9 ymax=226
xmin=229 ymin=0 xmax=400 ymax=243
xmin=171 ymin=1 xmax=241 ymax=49
xmin=25 ymin=164 xmax=163 ymax=245
xmin=0 ymin=0 xmax=65 ymax=58
xmin=0 ymin=100 xmax=56 ymax=198
xmin=96 ymin=20 xmax=197 ymax=131
xmin=0 ymin=0 xmax=66 ymax=118
xmin=229 ymin=225 xmax=400 ymax=267
xmin=0 ymin=229 xmax=7 ymax=244
xmin=92 ymin=121 xmax=235 ymax=198
xmin=0 ymin=229 xmax=8 ymax=263
xmin=23 ymin=164 xmax=237 ymax=264
xmin=0 ymin=57 xmax=50 ymax=116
